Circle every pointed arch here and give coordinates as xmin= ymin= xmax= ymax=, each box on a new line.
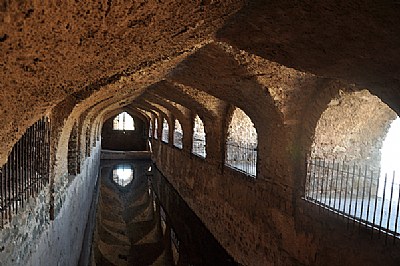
xmin=173 ymin=119 xmax=183 ymax=149
xmin=192 ymin=115 xmax=206 ymax=158
xmin=113 ymin=112 xmax=135 ymax=131
xmin=225 ymin=107 xmax=258 ymax=177
xmin=162 ymin=118 xmax=169 ymax=143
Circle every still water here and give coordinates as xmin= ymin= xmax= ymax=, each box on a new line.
xmin=92 ymin=159 xmax=238 ymax=265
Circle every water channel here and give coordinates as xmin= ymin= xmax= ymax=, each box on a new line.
xmin=91 ymin=159 xmax=238 ymax=265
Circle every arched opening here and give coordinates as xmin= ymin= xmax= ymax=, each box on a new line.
xmin=225 ymin=108 xmax=257 ymax=177
xmin=378 ymin=117 xmax=400 ymax=224
xmin=113 ymin=112 xmax=135 ymax=131
xmin=149 ymin=119 xmax=153 ymax=138
xmin=192 ymin=115 xmax=206 ymax=158
xmin=102 ymin=112 xmax=147 ymax=151
xmin=305 ymin=89 xmax=400 ymax=236
xmin=154 ymin=118 xmax=158 ymax=139
xmin=173 ymin=119 xmax=183 ymax=149
xmin=162 ymin=118 xmax=169 ymax=143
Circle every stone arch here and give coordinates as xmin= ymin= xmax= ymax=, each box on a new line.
xmin=224 ymin=106 xmax=258 ymax=177
xmin=309 ymin=89 xmax=396 ymax=180
xmin=192 ymin=114 xmax=207 ymax=158
xmin=102 ymin=107 xmax=150 ymax=126
xmin=173 ymin=118 xmax=183 ymax=149
xmin=162 ymin=117 xmax=170 ymax=143
xmin=100 ymin=108 xmax=149 ymax=151
xmin=310 ymin=90 xmax=397 ymax=169
xmin=300 ymin=88 xmax=400 ymax=235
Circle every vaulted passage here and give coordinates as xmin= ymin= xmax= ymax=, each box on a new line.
xmin=2 ymin=1 xmax=400 ymax=265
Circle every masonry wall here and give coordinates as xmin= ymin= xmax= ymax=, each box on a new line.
xmin=101 ymin=116 xmax=147 ymax=151
xmin=152 ymin=140 xmax=400 ymax=266
xmin=0 ymin=141 xmax=101 ymax=266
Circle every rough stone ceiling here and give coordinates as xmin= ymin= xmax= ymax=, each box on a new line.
xmin=2 ymin=0 xmax=400 ymax=159
xmin=216 ymin=0 xmax=400 ymax=94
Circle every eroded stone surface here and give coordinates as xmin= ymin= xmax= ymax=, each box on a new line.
xmin=1 ymin=1 xmax=400 ymax=265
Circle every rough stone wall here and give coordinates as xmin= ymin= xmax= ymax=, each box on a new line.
xmin=311 ymin=90 xmax=397 ymax=171
xmin=2 ymin=1 xmax=400 ymax=265
xmin=0 ymin=141 xmax=101 ymax=266
xmin=101 ymin=114 xmax=147 ymax=151
xmin=146 ymin=43 xmax=400 ymax=265
xmin=152 ymin=138 xmax=400 ymax=266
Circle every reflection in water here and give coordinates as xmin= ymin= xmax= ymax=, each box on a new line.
xmin=93 ymin=160 xmax=237 ymax=265
xmin=112 ymin=164 xmax=134 ymax=187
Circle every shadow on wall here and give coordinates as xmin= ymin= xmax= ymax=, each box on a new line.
xmin=216 ymin=0 xmax=400 ymax=91
xmin=101 ymin=112 xmax=147 ymax=151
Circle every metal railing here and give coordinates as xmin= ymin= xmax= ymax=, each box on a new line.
xmin=225 ymin=142 xmax=257 ymax=177
xmin=192 ymin=137 xmax=206 ymax=158
xmin=0 ymin=117 xmax=51 ymax=228
xmin=305 ymin=157 xmax=400 ymax=241
xmin=162 ymin=128 xmax=169 ymax=143
xmin=173 ymin=131 xmax=183 ymax=149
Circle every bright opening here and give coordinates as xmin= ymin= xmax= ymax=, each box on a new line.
xmin=112 ymin=164 xmax=134 ymax=187
xmin=113 ymin=112 xmax=135 ymax=131
xmin=225 ymin=107 xmax=257 ymax=177
xmin=173 ymin=119 xmax=183 ymax=149
xmin=154 ymin=118 xmax=158 ymax=139
xmin=305 ymin=90 xmax=400 ymax=237
xmin=192 ymin=115 xmax=206 ymax=158
xmin=149 ymin=120 xmax=153 ymax=138
xmin=162 ymin=118 xmax=169 ymax=143
xmin=379 ymin=116 xmax=400 ymax=199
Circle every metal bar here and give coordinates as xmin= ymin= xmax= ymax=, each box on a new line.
xmin=349 ymin=163 xmax=356 ymax=220
xmin=1 ymin=166 xmax=4 ymax=228
xmin=37 ymin=119 xmax=41 ymax=191
xmin=394 ymin=182 xmax=400 ymax=244
xmin=312 ymin=159 xmax=317 ymax=201
xmin=306 ymin=156 xmax=312 ymax=198
xmin=34 ymin=121 xmax=39 ymax=195
xmin=386 ymin=172 xmax=395 ymax=243
xmin=4 ymin=161 xmax=8 ymax=222
xmin=372 ymin=171 xmax=380 ymax=238
xmin=354 ymin=165 xmax=361 ymax=224
xmin=10 ymin=145 xmax=15 ymax=217
xmin=15 ymin=140 xmax=19 ymax=214
xmin=317 ymin=158 xmax=322 ymax=206
xmin=329 ymin=159 xmax=335 ymax=208
xmin=40 ymin=119 xmax=45 ymax=189
xmin=360 ymin=165 xmax=367 ymax=226
xmin=343 ymin=163 xmax=350 ymax=215
xmin=45 ymin=118 xmax=50 ymax=183
xmin=32 ymin=122 xmax=36 ymax=197
xmin=338 ymin=161 xmax=346 ymax=213
xmin=323 ymin=160 xmax=329 ymax=206
xmin=367 ymin=170 xmax=373 ymax=228
xmin=20 ymin=133 xmax=25 ymax=209
xmin=379 ymin=174 xmax=388 ymax=237
xmin=333 ymin=160 xmax=340 ymax=210
xmin=30 ymin=124 xmax=33 ymax=197
xmin=7 ymin=151 xmax=12 ymax=221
